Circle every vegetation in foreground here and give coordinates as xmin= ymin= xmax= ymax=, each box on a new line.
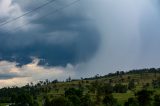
xmin=1 ymin=68 xmax=160 ymax=106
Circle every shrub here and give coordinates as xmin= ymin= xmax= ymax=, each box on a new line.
xmin=128 ymin=79 xmax=135 ymax=90
xmin=114 ymin=84 xmax=127 ymax=93
xmin=50 ymin=97 xmax=72 ymax=106
xmin=124 ymin=97 xmax=138 ymax=106
xmin=153 ymin=94 xmax=160 ymax=106
xmin=65 ymin=88 xmax=83 ymax=97
xmin=103 ymin=94 xmax=118 ymax=106
xmin=135 ymin=89 xmax=153 ymax=106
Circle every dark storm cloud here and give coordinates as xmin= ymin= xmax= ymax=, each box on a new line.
xmin=0 ymin=0 xmax=100 ymax=67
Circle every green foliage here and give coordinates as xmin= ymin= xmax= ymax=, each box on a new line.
xmin=10 ymin=93 xmax=34 ymax=106
xmin=65 ymin=88 xmax=83 ymax=97
xmin=80 ymin=94 xmax=95 ymax=106
xmin=104 ymin=83 xmax=114 ymax=94
xmin=89 ymin=80 xmax=114 ymax=96
xmin=50 ymin=96 xmax=72 ymax=106
xmin=114 ymin=84 xmax=127 ymax=93
xmin=44 ymin=96 xmax=50 ymax=106
xmin=89 ymin=80 xmax=99 ymax=94
xmin=97 ymin=83 xmax=114 ymax=95
xmin=103 ymin=94 xmax=119 ymax=106
xmin=128 ymin=79 xmax=135 ymax=90
xmin=124 ymin=97 xmax=138 ymax=106
xmin=135 ymin=89 xmax=153 ymax=106
xmin=152 ymin=79 xmax=160 ymax=88
xmin=67 ymin=95 xmax=81 ymax=106
xmin=153 ymin=94 xmax=160 ymax=106
xmin=65 ymin=88 xmax=95 ymax=106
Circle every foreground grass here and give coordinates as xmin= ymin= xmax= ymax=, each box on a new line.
xmin=0 ymin=103 xmax=9 ymax=106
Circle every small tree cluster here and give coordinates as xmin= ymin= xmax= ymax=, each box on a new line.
xmin=44 ymin=88 xmax=94 ymax=106
xmin=114 ymin=84 xmax=128 ymax=93
xmin=125 ymin=89 xmax=154 ymax=106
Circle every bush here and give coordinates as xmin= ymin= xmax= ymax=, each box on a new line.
xmin=128 ymin=79 xmax=135 ymax=90
xmin=114 ymin=84 xmax=127 ymax=93
xmin=50 ymin=97 xmax=72 ymax=106
xmin=153 ymin=94 xmax=160 ymax=106
xmin=80 ymin=94 xmax=95 ymax=106
xmin=67 ymin=95 xmax=81 ymax=106
xmin=135 ymin=89 xmax=153 ymax=106
xmin=96 ymin=83 xmax=113 ymax=95
xmin=103 ymin=94 xmax=118 ymax=106
xmin=103 ymin=83 xmax=114 ymax=94
xmin=11 ymin=93 xmax=34 ymax=106
xmin=65 ymin=88 xmax=83 ymax=97
xmin=124 ymin=97 xmax=138 ymax=106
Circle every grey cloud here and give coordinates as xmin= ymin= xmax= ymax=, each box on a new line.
xmin=75 ymin=0 xmax=160 ymax=77
xmin=2 ymin=0 xmax=160 ymax=86
xmin=0 ymin=73 xmax=24 ymax=79
xmin=0 ymin=0 xmax=100 ymax=67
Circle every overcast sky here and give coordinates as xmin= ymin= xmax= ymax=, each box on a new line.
xmin=0 ymin=0 xmax=160 ymax=87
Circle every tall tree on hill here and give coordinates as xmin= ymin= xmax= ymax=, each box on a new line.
xmin=116 ymin=71 xmax=120 ymax=78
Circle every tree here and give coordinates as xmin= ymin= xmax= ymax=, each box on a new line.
xmin=50 ymin=97 xmax=72 ymax=106
xmin=135 ymin=89 xmax=153 ymax=106
xmin=89 ymin=80 xmax=99 ymax=94
xmin=11 ymin=93 xmax=34 ymax=106
xmin=128 ymin=79 xmax=135 ymax=90
xmin=149 ymin=68 xmax=157 ymax=78
xmin=80 ymin=94 xmax=95 ymax=106
xmin=109 ymin=79 xmax=113 ymax=84
xmin=44 ymin=96 xmax=51 ymax=106
xmin=124 ymin=97 xmax=138 ymax=106
xmin=153 ymin=94 xmax=160 ymax=106
xmin=78 ymin=82 xmax=84 ymax=91
xmin=66 ymin=76 xmax=72 ymax=82
xmin=65 ymin=88 xmax=94 ymax=106
xmin=97 ymin=83 xmax=113 ymax=95
xmin=65 ymin=88 xmax=83 ymax=98
xmin=152 ymin=79 xmax=160 ymax=88
xmin=11 ymin=93 xmax=18 ymax=103
xmin=114 ymin=84 xmax=127 ymax=93
xmin=45 ymin=79 xmax=49 ymax=85
xmin=116 ymin=71 xmax=120 ymax=77
xmin=103 ymin=94 xmax=118 ymax=106
xmin=67 ymin=95 xmax=81 ymax=106
xmin=52 ymin=79 xmax=58 ymax=83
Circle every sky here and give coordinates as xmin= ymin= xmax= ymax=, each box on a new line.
xmin=0 ymin=0 xmax=160 ymax=87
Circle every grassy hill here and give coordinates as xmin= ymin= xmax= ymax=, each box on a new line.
xmin=1 ymin=68 xmax=160 ymax=106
